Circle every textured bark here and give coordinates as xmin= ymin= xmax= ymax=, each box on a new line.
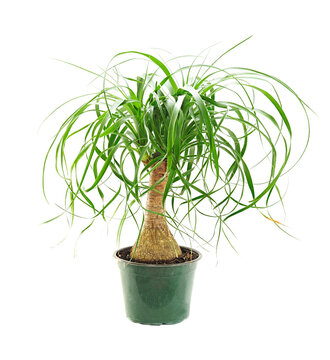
xmin=130 ymin=159 xmax=182 ymax=262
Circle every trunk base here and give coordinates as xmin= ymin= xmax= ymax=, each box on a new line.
xmin=130 ymin=223 xmax=182 ymax=262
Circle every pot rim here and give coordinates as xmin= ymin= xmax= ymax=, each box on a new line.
xmin=114 ymin=245 xmax=202 ymax=267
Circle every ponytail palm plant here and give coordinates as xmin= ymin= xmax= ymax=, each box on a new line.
xmin=43 ymin=38 xmax=310 ymax=263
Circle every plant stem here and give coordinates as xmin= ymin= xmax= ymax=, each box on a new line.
xmin=130 ymin=159 xmax=182 ymax=262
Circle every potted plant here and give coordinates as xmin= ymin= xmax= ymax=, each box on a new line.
xmin=42 ymin=37 xmax=311 ymax=325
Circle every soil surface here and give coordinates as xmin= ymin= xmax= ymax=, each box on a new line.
xmin=117 ymin=246 xmax=199 ymax=264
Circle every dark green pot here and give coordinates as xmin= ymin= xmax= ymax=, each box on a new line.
xmin=114 ymin=246 xmax=201 ymax=325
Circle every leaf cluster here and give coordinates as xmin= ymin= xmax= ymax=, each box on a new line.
xmin=42 ymin=37 xmax=311 ymax=250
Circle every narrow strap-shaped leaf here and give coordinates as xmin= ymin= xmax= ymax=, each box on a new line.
xmin=115 ymin=51 xmax=178 ymax=93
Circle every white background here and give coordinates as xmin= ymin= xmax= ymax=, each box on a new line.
xmin=1 ymin=1 xmax=329 ymax=359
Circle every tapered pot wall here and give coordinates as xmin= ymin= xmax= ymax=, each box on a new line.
xmin=115 ymin=246 xmax=201 ymax=325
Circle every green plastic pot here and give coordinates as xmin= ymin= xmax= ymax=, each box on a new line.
xmin=114 ymin=246 xmax=201 ymax=325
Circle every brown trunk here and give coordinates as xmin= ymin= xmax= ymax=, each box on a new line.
xmin=130 ymin=159 xmax=182 ymax=262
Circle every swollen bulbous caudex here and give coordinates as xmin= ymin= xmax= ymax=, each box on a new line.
xmin=130 ymin=159 xmax=182 ymax=262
